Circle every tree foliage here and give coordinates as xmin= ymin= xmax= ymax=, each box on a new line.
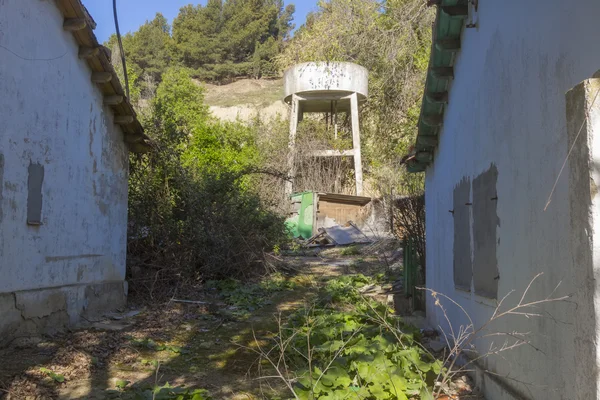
xmin=153 ymin=67 xmax=210 ymax=146
xmin=173 ymin=0 xmax=295 ymax=81
xmin=107 ymin=0 xmax=296 ymax=88
xmin=107 ymin=13 xmax=173 ymax=95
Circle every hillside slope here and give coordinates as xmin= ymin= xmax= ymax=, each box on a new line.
xmin=201 ymin=78 xmax=288 ymax=122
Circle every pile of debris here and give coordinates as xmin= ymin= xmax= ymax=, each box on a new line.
xmin=305 ymin=222 xmax=371 ymax=247
xmin=286 ymin=191 xmax=386 ymax=248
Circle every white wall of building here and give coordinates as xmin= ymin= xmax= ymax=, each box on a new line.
xmin=0 ymin=0 xmax=128 ymax=294
xmin=425 ymin=1 xmax=600 ymax=399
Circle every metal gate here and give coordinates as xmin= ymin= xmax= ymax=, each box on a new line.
xmin=403 ymin=237 xmax=425 ymax=313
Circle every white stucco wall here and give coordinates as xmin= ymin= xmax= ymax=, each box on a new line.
xmin=0 ymin=0 xmax=128 ymax=293
xmin=424 ymin=1 xmax=600 ymax=399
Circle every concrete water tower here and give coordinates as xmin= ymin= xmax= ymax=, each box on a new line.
xmin=283 ymin=62 xmax=369 ymax=196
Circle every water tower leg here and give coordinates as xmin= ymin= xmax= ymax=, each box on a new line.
xmin=350 ymin=92 xmax=364 ymax=196
xmin=286 ymin=94 xmax=301 ymax=197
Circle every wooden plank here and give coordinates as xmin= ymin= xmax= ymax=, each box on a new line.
xmin=69 ymin=0 xmax=96 ymax=46
xmin=431 ymin=66 xmax=454 ymax=79
xmin=425 ymin=91 xmax=449 ymax=103
xmin=104 ymin=95 xmax=124 ymax=105
xmin=63 ymin=18 xmax=86 ymax=31
xmin=55 ymin=0 xmax=77 ymax=18
xmin=441 ymin=5 xmax=468 ymax=17
xmin=115 ymin=102 xmax=132 ymax=122
xmin=422 ymin=114 xmax=443 ymax=127
xmin=81 ymin=4 xmax=97 ymax=30
xmin=407 ymin=161 xmax=427 ymax=173
xmin=97 ymin=82 xmax=113 ymax=97
xmin=73 ymin=30 xmax=95 ymax=48
xmin=114 ymin=116 xmax=134 ymax=124
xmin=417 ymin=135 xmax=438 ymax=147
xmin=101 ymin=46 xmax=112 ymax=62
xmin=435 ymin=38 xmax=461 ymax=51
xmin=416 ymin=151 xmax=433 ymax=163
xmin=91 ymin=72 xmax=113 ymax=83
xmin=87 ymin=56 xmax=105 ymax=74
xmin=78 ymin=46 xmax=99 ymax=59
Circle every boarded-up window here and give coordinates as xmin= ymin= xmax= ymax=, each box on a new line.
xmin=472 ymin=165 xmax=499 ymax=299
xmin=453 ymin=177 xmax=472 ymax=291
xmin=0 ymin=154 xmax=4 ymax=224
xmin=27 ymin=163 xmax=44 ymax=225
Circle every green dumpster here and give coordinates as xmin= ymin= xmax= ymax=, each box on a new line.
xmin=286 ymin=192 xmax=316 ymax=240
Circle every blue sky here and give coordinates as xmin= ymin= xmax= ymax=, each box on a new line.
xmin=82 ymin=0 xmax=319 ymax=44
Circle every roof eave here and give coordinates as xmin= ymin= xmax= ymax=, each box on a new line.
xmin=410 ymin=0 xmax=468 ymax=172
xmin=55 ymin=0 xmax=152 ymax=153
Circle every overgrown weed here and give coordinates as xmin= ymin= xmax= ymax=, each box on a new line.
xmin=244 ymin=274 xmax=444 ymax=399
xmin=206 ymin=273 xmax=300 ymax=319
xmin=339 ymin=245 xmax=362 ymax=256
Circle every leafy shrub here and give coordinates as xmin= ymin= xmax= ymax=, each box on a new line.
xmin=128 ymin=167 xmax=286 ymax=282
xmin=322 ymin=274 xmax=372 ymax=303
xmin=127 ymin=67 xmax=287 ymax=294
xmin=271 ymin=276 xmax=443 ymax=399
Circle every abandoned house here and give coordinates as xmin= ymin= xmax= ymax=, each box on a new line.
xmin=406 ymin=1 xmax=600 ymax=399
xmin=0 ymin=0 xmax=150 ymax=344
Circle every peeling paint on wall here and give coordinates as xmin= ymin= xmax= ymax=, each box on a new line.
xmin=4 ymin=182 xmax=18 ymax=192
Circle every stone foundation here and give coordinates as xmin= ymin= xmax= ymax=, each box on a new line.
xmin=0 ymin=281 xmax=127 ymax=346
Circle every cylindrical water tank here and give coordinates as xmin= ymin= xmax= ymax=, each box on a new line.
xmin=283 ymin=62 xmax=369 ymax=104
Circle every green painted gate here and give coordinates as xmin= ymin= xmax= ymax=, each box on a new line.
xmin=403 ymin=237 xmax=418 ymax=300
xmin=403 ymin=236 xmax=425 ymax=312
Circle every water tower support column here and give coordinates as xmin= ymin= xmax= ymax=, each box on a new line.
xmin=350 ymin=92 xmax=364 ymax=196
xmin=286 ymin=94 xmax=301 ymax=197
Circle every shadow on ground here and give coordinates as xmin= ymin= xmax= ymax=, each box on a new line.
xmin=0 ymin=253 xmax=394 ymax=400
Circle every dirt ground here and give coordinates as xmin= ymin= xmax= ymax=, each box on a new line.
xmin=202 ymin=79 xmax=284 ymax=108
xmin=0 ymin=250 xmax=483 ymax=400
